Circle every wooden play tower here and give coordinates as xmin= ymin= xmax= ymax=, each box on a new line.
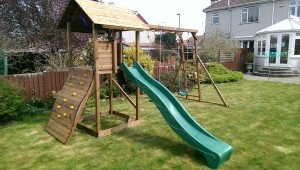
xmin=45 ymin=0 xmax=150 ymax=144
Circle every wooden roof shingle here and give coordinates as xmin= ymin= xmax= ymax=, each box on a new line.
xmin=58 ymin=0 xmax=149 ymax=33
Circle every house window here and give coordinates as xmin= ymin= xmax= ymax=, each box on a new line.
xmin=212 ymin=13 xmax=220 ymax=24
xmin=257 ymin=37 xmax=266 ymax=55
xmin=289 ymin=0 xmax=300 ymax=17
xmin=241 ymin=6 xmax=259 ymax=23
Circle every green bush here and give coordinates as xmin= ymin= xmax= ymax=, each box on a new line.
xmin=124 ymin=44 xmax=154 ymax=75
xmin=203 ymin=63 xmax=243 ymax=83
xmin=99 ymin=74 xmax=122 ymax=99
xmin=0 ymin=77 xmax=25 ymax=123
xmin=122 ymin=44 xmax=155 ymax=94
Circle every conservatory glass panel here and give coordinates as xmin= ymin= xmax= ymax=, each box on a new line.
xmin=270 ymin=35 xmax=277 ymax=64
xmin=294 ymin=39 xmax=300 ymax=55
xmin=280 ymin=34 xmax=289 ymax=64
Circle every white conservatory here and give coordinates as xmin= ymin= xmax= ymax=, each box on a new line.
xmin=254 ymin=17 xmax=300 ymax=73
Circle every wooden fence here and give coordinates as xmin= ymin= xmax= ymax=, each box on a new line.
xmin=2 ymin=71 xmax=69 ymax=101
xmin=153 ymin=57 xmax=177 ymax=80
xmin=219 ymin=48 xmax=253 ymax=72
xmin=1 ymin=49 xmax=253 ymax=101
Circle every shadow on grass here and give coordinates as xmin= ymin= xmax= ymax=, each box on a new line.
xmin=117 ymin=128 xmax=207 ymax=167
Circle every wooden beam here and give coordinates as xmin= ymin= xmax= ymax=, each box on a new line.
xmin=112 ymin=78 xmax=136 ymax=108
xmin=93 ymin=23 xmax=101 ymax=132
xmin=112 ymin=30 xmax=118 ymax=73
xmin=192 ymin=32 xmax=201 ymax=102
xmin=118 ymin=31 xmax=123 ymax=65
xmin=135 ymin=31 xmax=140 ymax=120
xmin=148 ymin=24 xmax=198 ymax=33
xmin=67 ymin=22 xmax=73 ymax=67
xmin=98 ymin=120 xmax=141 ymax=137
xmin=109 ymin=73 xmax=113 ymax=114
xmin=197 ymin=56 xmax=229 ymax=107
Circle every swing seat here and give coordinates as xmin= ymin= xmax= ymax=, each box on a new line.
xmin=178 ymin=90 xmax=188 ymax=96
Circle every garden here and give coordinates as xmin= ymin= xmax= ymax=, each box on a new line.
xmin=0 ymin=77 xmax=299 ymax=169
xmin=1 ymin=1 xmax=299 ymax=169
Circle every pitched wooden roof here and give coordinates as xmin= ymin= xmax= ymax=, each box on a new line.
xmin=58 ymin=0 xmax=149 ymax=33
xmin=203 ymin=0 xmax=269 ymax=12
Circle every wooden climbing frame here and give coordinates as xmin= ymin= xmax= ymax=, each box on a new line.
xmin=46 ymin=0 xmax=148 ymax=144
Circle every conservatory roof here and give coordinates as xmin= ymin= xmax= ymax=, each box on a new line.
xmin=256 ymin=17 xmax=300 ymax=34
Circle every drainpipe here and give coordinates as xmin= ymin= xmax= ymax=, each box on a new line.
xmin=3 ymin=53 xmax=8 ymax=75
xmin=228 ymin=0 xmax=232 ymax=37
xmin=272 ymin=0 xmax=275 ymax=25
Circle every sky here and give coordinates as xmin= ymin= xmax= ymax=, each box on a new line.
xmin=108 ymin=0 xmax=212 ymax=42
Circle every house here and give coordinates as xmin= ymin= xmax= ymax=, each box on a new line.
xmin=204 ymin=0 xmax=300 ymax=74
xmin=203 ymin=0 xmax=290 ymax=48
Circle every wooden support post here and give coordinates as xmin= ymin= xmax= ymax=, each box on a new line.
xmin=135 ymin=31 xmax=140 ymax=120
xmin=109 ymin=73 xmax=113 ymax=114
xmin=112 ymin=31 xmax=118 ymax=73
xmin=93 ymin=23 xmax=101 ymax=133
xmin=192 ymin=33 xmax=201 ymax=102
xmin=118 ymin=31 xmax=123 ymax=65
xmin=67 ymin=22 xmax=73 ymax=67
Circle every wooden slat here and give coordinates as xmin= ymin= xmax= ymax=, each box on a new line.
xmin=45 ymin=126 xmax=67 ymax=143
xmin=34 ymin=74 xmax=40 ymax=98
xmin=51 ymin=72 xmax=56 ymax=92
xmin=38 ymin=73 xmax=45 ymax=100
xmin=97 ymin=53 xmax=112 ymax=59
xmin=59 ymin=71 xmax=65 ymax=90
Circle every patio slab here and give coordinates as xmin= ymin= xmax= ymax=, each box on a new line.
xmin=243 ymin=74 xmax=300 ymax=84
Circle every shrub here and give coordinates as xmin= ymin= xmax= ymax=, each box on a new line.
xmin=159 ymin=71 xmax=197 ymax=92
xmin=202 ymin=63 xmax=243 ymax=83
xmin=99 ymin=75 xmax=122 ymax=99
xmin=122 ymin=44 xmax=155 ymax=94
xmin=0 ymin=77 xmax=25 ymax=123
xmin=124 ymin=44 xmax=154 ymax=75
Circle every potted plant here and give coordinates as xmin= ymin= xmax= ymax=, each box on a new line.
xmin=245 ymin=52 xmax=254 ymax=73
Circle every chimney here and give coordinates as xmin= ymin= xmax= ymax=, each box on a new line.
xmin=211 ymin=0 xmax=219 ymax=5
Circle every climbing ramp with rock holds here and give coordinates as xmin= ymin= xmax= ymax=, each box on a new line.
xmin=45 ymin=67 xmax=94 ymax=144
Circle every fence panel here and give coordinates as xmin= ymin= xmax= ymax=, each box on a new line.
xmin=219 ymin=48 xmax=253 ymax=72
xmin=153 ymin=58 xmax=177 ymax=80
xmin=1 ymin=71 xmax=69 ymax=101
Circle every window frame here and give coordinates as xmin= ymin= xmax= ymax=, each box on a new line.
xmin=257 ymin=35 xmax=266 ymax=56
xmin=241 ymin=6 xmax=259 ymax=23
xmin=294 ymin=33 xmax=300 ymax=55
xmin=289 ymin=0 xmax=300 ymax=17
xmin=212 ymin=12 xmax=220 ymax=25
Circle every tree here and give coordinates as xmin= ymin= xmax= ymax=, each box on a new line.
xmin=199 ymin=28 xmax=238 ymax=62
xmin=0 ymin=0 xmax=69 ymax=51
xmin=155 ymin=33 xmax=177 ymax=49
xmin=0 ymin=0 xmax=89 ymax=72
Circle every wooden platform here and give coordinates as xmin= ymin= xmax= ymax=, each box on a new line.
xmin=45 ymin=67 xmax=94 ymax=144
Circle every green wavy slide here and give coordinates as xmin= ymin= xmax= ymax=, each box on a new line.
xmin=119 ymin=62 xmax=233 ymax=169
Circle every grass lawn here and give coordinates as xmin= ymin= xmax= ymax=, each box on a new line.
xmin=0 ymin=79 xmax=299 ymax=169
